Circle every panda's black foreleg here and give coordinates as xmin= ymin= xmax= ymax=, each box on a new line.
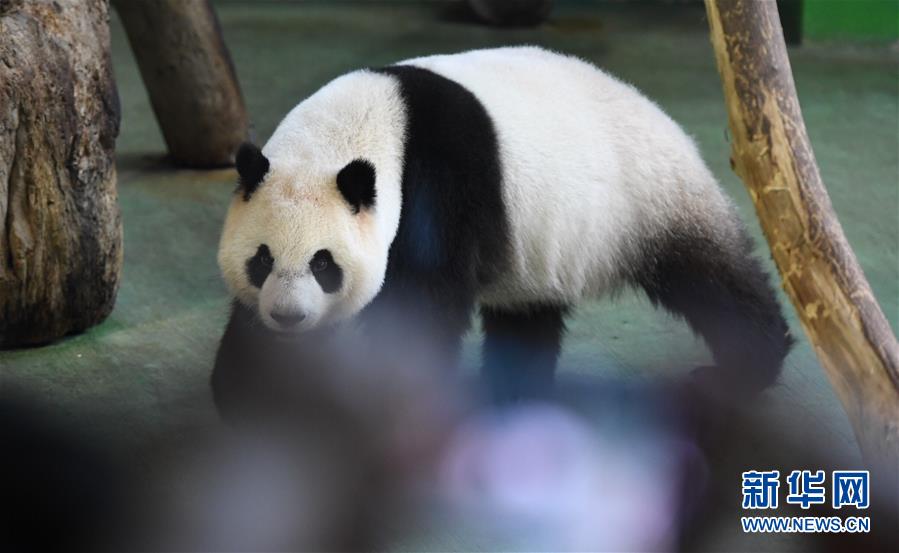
xmin=480 ymin=304 xmax=569 ymax=404
xmin=211 ymin=301 xmax=263 ymax=422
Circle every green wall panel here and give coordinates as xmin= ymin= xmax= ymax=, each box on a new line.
xmin=803 ymin=0 xmax=899 ymax=40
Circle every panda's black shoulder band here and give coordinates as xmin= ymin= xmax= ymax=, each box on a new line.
xmin=235 ymin=142 xmax=270 ymax=201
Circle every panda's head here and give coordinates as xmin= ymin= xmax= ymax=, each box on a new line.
xmin=217 ymin=142 xmax=392 ymax=333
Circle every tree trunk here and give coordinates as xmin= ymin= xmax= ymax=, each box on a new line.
xmin=113 ymin=0 xmax=249 ymax=168
xmin=704 ymin=0 xmax=899 ymax=489
xmin=0 ymin=0 xmax=122 ymax=347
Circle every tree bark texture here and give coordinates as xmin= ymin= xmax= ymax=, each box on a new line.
xmin=704 ymin=0 xmax=899 ymax=483
xmin=113 ymin=0 xmax=249 ymax=168
xmin=0 ymin=0 xmax=122 ymax=347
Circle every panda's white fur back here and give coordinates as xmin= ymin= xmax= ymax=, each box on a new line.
xmin=399 ymin=47 xmax=740 ymax=306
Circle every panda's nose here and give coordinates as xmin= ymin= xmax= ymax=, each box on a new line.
xmin=271 ymin=310 xmax=306 ymax=327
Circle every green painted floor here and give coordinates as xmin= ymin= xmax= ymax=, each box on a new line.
xmin=2 ymin=2 xmax=897 ymax=551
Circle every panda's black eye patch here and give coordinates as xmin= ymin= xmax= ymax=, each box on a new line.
xmin=310 ymin=249 xmax=342 ymax=293
xmin=246 ymin=244 xmax=274 ymax=288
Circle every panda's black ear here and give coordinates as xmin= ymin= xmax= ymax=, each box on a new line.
xmin=235 ymin=142 xmax=270 ymax=201
xmin=337 ymin=159 xmax=376 ymax=214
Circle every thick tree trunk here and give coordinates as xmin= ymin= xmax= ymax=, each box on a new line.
xmin=113 ymin=0 xmax=249 ymax=168
xmin=704 ymin=0 xmax=899 ymax=488
xmin=0 ymin=0 xmax=122 ymax=347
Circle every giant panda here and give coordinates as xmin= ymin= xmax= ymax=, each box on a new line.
xmin=213 ymin=46 xmax=793 ymax=407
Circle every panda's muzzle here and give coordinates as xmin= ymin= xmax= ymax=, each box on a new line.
xmin=270 ymin=310 xmax=307 ymax=328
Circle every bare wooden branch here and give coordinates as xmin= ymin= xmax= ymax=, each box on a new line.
xmin=113 ymin=0 xmax=249 ymax=168
xmin=0 ymin=0 xmax=122 ymax=347
xmin=704 ymin=0 xmax=899 ymax=486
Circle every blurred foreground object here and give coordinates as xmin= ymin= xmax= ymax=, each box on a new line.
xmin=0 ymin=0 xmax=122 ymax=347
xmin=705 ymin=0 xmax=899 ymax=497
xmin=113 ymin=0 xmax=248 ymax=167
xmin=438 ymin=405 xmax=694 ymax=551
xmin=467 ymin=0 xmax=553 ymax=26
xmin=0 ymin=391 xmax=128 ymax=552
xmin=209 ymin=320 xmax=699 ymax=551
xmin=143 ymin=421 xmax=387 ymax=551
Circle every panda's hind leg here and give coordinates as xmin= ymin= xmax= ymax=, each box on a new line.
xmin=480 ymin=303 xmax=569 ymax=404
xmin=636 ymin=224 xmax=794 ymax=400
